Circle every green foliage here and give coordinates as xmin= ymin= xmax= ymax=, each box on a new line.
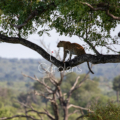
xmin=0 ymin=0 xmax=120 ymax=50
xmin=0 ymin=102 xmax=22 ymax=120
xmin=0 ymin=70 xmax=118 ymax=119
xmin=50 ymin=0 xmax=119 ymax=50
xmin=0 ymin=106 xmax=14 ymax=118
xmin=0 ymin=58 xmax=120 ymax=81
xmin=113 ymin=75 xmax=120 ymax=91
xmin=0 ymin=0 xmax=55 ymax=37
xmin=88 ymin=102 xmax=120 ymax=120
xmin=61 ymin=73 xmax=109 ymax=110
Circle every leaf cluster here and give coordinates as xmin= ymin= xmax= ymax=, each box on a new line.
xmin=88 ymin=102 xmax=120 ymax=120
xmin=0 ymin=0 xmax=120 ymax=52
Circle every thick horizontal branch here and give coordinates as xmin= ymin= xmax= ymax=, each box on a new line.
xmin=0 ymin=33 xmax=120 ymax=72
xmin=68 ymin=54 xmax=120 ymax=66
xmin=0 ymin=33 xmax=62 ymax=67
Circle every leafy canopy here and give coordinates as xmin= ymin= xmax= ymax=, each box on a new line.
xmin=0 ymin=0 xmax=120 ymax=52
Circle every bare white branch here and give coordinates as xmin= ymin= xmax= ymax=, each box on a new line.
xmin=68 ymin=104 xmax=94 ymax=113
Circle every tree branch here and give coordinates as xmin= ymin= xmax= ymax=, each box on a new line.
xmin=68 ymin=104 xmax=94 ymax=113
xmin=44 ymin=109 xmax=55 ymax=120
xmin=67 ymin=76 xmax=80 ymax=102
xmin=27 ymin=109 xmax=55 ymax=120
xmin=1 ymin=33 xmax=120 ymax=73
xmin=84 ymin=39 xmax=100 ymax=55
xmin=0 ymin=115 xmax=40 ymax=120
xmin=34 ymin=91 xmax=53 ymax=101
xmin=79 ymin=22 xmax=100 ymax=55
xmin=68 ymin=110 xmax=79 ymax=117
xmin=11 ymin=2 xmax=56 ymax=30
xmin=81 ymin=2 xmax=120 ymax=20
xmin=51 ymin=94 xmax=59 ymax=120
xmin=81 ymin=2 xmax=106 ymax=11
xmin=0 ymin=33 xmax=62 ymax=68
xmin=105 ymin=45 xmax=120 ymax=53
xmin=106 ymin=9 xmax=120 ymax=20
xmin=22 ymin=73 xmax=53 ymax=93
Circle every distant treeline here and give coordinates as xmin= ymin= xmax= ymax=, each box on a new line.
xmin=0 ymin=57 xmax=120 ymax=81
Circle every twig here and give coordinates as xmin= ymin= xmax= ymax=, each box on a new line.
xmin=22 ymin=73 xmax=53 ymax=93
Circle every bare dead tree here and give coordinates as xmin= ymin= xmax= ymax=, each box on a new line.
xmin=0 ymin=42 xmax=94 ymax=120
xmin=21 ymin=69 xmax=94 ymax=120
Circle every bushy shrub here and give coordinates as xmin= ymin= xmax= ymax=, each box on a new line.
xmin=88 ymin=102 xmax=120 ymax=120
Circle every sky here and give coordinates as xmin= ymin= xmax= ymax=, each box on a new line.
xmin=0 ymin=26 xmax=120 ymax=59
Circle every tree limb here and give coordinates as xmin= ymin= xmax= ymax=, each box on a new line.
xmin=81 ymin=2 xmax=106 ymax=11
xmin=68 ymin=104 xmax=94 ymax=113
xmin=67 ymin=76 xmax=80 ymax=102
xmin=0 ymin=33 xmax=120 ymax=72
xmin=11 ymin=2 xmax=56 ymax=30
xmin=84 ymin=39 xmax=100 ymax=55
xmin=27 ymin=109 xmax=55 ymax=120
xmin=105 ymin=45 xmax=120 ymax=53
xmin=22 ymin=73 xmax=53 ymax=93
xmin=51 ymin=94 xmax=59 ymax=120
xmin=68 ymin=110 xmax=79 ymax=117
xmin=106 ymin=9 xmax=120 ymax=20
xmin=81 ymin=2 xmax=120 ymax=20
xmin=44 ymin=109 xmax=55 ymax=120
xmin=0 ymin=115 xmax=40 ymax=120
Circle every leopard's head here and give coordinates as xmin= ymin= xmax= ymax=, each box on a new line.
xmin=57 ymin=41 xmax=65 ymax=47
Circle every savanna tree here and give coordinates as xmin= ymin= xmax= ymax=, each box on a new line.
xmin=0 ymin=0 xmax=120 ymax=71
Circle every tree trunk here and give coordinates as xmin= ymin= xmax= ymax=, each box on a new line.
xmin=116 ymin=91 xmax=119 ymax=102
xmin=64 ymin=108 xmax=68 ymax=120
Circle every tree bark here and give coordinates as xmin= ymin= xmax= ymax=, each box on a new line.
xmin=1 ymin=33 xmax=120 ymax=72
xmin=63 ymin=107 xmax=68 ymax=120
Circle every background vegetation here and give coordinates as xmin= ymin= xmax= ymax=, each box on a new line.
xmin=0 ymin=58 xmax=120 ymax=119
xmin=0 ymin=57 xmax=120 ymax=81
xmin=1 ymin=0 xmax=120 ymax=119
